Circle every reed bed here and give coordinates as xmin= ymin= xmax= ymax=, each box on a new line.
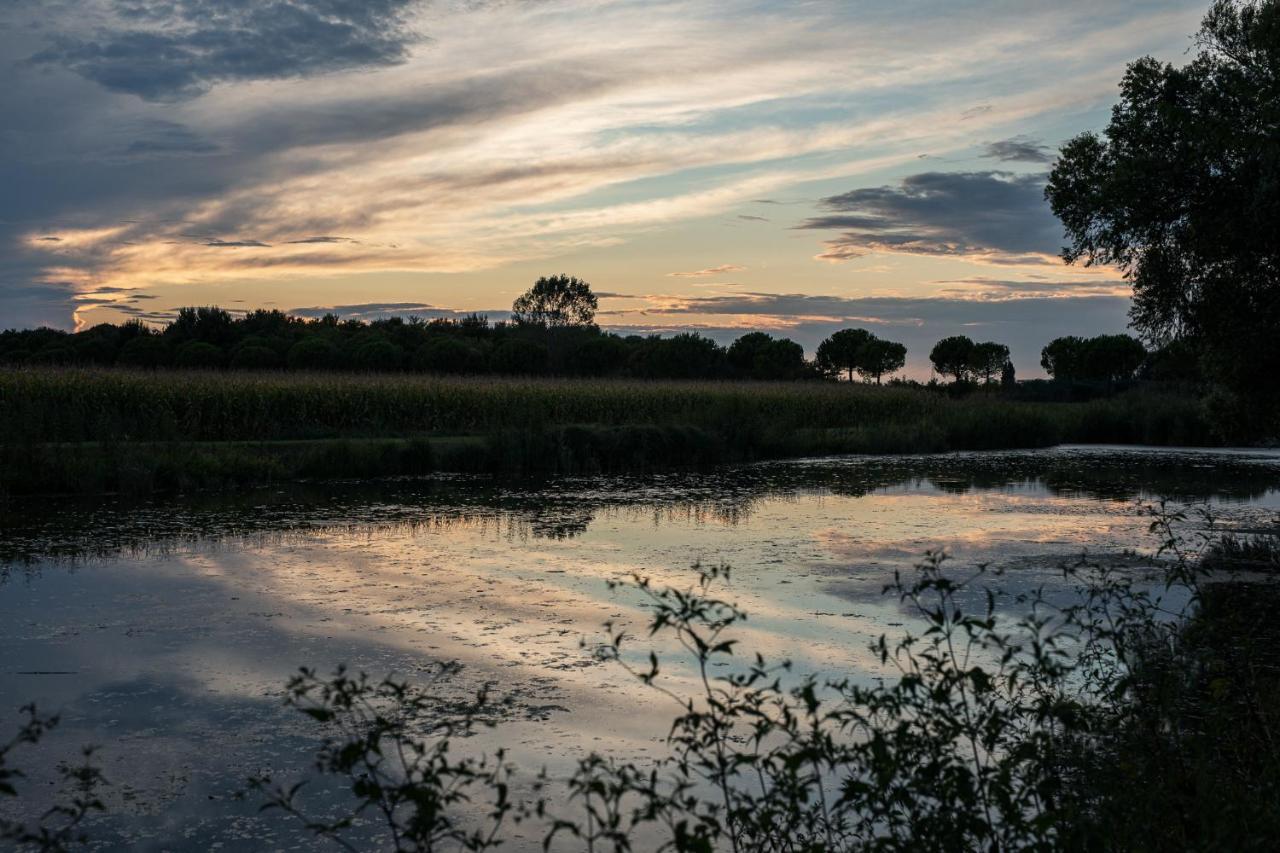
xmin=0 ymin=367 xmax=1214 ymax=495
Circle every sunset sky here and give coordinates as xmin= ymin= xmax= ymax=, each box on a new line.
xmin=1 ymin=0 xmax=1208 ymax=375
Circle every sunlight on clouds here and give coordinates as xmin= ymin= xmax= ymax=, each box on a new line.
xmin=3 ymin=0 xmax=1209 ymax=332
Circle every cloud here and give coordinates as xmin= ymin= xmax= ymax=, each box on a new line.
xmin=287 ymin=302 xmax=509 ymax=322
xmin=123 ymin=121 xmax=220 ymax=156
xmin=29 ymin=0 xmax=422 ymax=101
xmin=597 ymin=290 xmax=1133 ymax=377
xmin=204 ymin=239 xmax=271 ymax=248
xmin=981 ymin=135 xmax=1053 ymax=163
xmin=667 ymin=264 xmax=747 ymax=278
xmin=934 ymin=276 xmax=1128 ymax=300
xmin=799 ymin=171 xmax=1064 ymax=264
xmin=736 ymin=214 xmax=768 ymax=222
xmin=285 ymin=236 xmax=358 ymax=244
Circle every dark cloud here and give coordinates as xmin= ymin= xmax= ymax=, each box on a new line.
xmin=287 ymin=302 xmax=511 ymax=322
xmin=981 ymin=135 xmax=1053 ymax=163
xmin=204 ymin=239 xmax=271 ymax=248
xmin=285 ymin=235 xmax=357 ymax=244
xmin=798 ymin=171 xmax=1064 ymax=262
xmin=29 ymin=0 xmax=422 ymax=101
xmin=123 ymin=121 xmax=220 ymax=156
xmin=736 ymin=214 xmax=768 ymax=222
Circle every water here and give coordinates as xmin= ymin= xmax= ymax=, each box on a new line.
xmin=2 ymin=446 xmax=1279 ymax=849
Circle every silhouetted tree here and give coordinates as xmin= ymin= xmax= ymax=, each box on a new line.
xmin=116 ymin=335 xmax=168 ymax=368
xmin=816 ymin=328 xmax=874 ymax=381
xmin=166 ymin=307 xmax=237 ymax=346
xmin=511 ymin=274 xmax=598 ymax=327
xmin=1083 ymin=334 xmax=1146 ymax=384
xmin=1047 ymin=0 xmax=1280 ymax=414
xmin=175 ymin=341 xmax=224 ymax=369
xmin=634 ymin=333 xmax=725 ymax=379
xmin=287 ymin=338 xmax=339 ymax=371
xmin=969 ymin=341 xmax=1011 ymax=385
xmin=855 ymin=338 xmax=907 ymax=384
xmin=1041 ymin=336 xmax=1086 ymax=382
xmin=414 ymin=338 xmax=484 ymax=374
xmin=1042 ymin=334 xmax=1146 ymax=384
xmin=930 ymin=336 xmax=976 ymax=383
xmin=1001 ymin=360 xmax=1017 ymax=389
xmin=728 ymin=332 xmax=806 ymax=380
xmin=490 ymin=339 xmax=549 ymax=375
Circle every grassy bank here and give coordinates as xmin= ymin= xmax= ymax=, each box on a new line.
xmin=0 ymin=367 xmax=1217 ymax=496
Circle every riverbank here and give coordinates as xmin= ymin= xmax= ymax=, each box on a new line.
xmin=0 ymin=366 xmax=1217 ymax=496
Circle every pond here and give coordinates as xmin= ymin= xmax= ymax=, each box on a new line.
xmin=2 ymin=445 xmax=1279 ymax=850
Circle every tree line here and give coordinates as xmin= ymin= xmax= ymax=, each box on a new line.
xmin=0 ymin=274 xmax=1168 ymax=386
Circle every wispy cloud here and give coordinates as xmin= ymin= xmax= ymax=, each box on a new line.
xmin=1 ymin=0 xmax=1206 ymax=328
xmin=667 ymin=264 xmax=747 ymax=278
xmin=981 ymin=135 xmax=1054 ymax=163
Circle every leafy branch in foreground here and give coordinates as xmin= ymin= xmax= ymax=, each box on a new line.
xmin=261 ymin=503 xmax=1278 ymax=851
xmin=246 ymin=662 xmax=523 ymax=852
xmin=1 ymin=705 xmax=106 ymax=853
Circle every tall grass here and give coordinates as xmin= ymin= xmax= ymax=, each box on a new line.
xmin=0 ymin=367 xmax=1216 ymax=495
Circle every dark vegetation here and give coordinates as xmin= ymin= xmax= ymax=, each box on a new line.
xmin=0 ymin=270 xmax=1184 ymax=393
xmin=0 ymin=271 xmax=1227 ymax=499
xmin=6 ymin=506 xmax=1278 ymax=850
xmin=1047 ymin=0 xmax=1280 ymax=434
xmin=0 ymin=368 xmax=1213 ymax=497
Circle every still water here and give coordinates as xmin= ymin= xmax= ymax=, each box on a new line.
xmin=2 ymin=446 xmax=1279 ymax=849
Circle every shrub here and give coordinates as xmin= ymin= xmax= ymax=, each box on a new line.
xmin=229 ymin=345 xmax=280 ymax=370
xmin=115 ymin=336 xmax=169 ymax=368
xmin=174 ymin=341 xmax=225 ymax=369
xmin=414 ymin=337 xmax=484 ymax=374
xmin=286 ymin=338 xmax=339 ymax=370
xmin=490 ymin=339 xmax=548 ymax=375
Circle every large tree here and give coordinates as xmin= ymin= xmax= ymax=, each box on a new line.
xmin=511 ymin=274 xmax=599 ymax=327
xmin=816 ymin=328 xmax=874 ymax=381
xmin=929 ymin=335 xmax=975 ymax=384
xmin=855 ymin=338 xmax=907 ymax=384
xmin=1046 ymin=0 xmax=1280 ymax=407
xmin=969 ymin=341 xmax=1011 ymax=386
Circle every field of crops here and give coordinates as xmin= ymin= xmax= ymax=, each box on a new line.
xmin=0 ymin=367 xmax=1214 ymax=495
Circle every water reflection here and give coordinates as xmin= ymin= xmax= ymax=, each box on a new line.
xmin=2 ymin=446 xmax=1279 ymax=850
xmin=4 ymin=446 xmax=1279 ymax=569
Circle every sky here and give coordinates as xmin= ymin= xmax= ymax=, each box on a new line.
xmin=0 ymin=0 xmax=1209 ymax=376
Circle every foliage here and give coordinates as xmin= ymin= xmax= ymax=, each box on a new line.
xmin=248 ymin=663 xmax=520 ymax=852
xmin=727 ymin=333 xmax=808 ymax=380
xmin=511 ymin=274 xmax=599 ymax=328
xmin=815 ymin=328 xmax=908 ymax=383
xmin=251 ymin=506 xmax=1279 ymax=851
xmin=6 ymin=509 xmax=1277 ymax=848
xmin=968 ymin=341 xmax=1010 ymax=386
xmin=929 ymin=335 xmax=976 ymax=383
xmin=815 ymin=328 xmax=873 ymax=381
xmin=1046 ymin=0 xmax=1280 ymax=415
xmin=1040 ymin=334 xmax=1146 ymax=384
xmin=1 ymin=706 xmax=106 ymax=852
xmin=855 ymin=337 xmax=907 ymax=384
